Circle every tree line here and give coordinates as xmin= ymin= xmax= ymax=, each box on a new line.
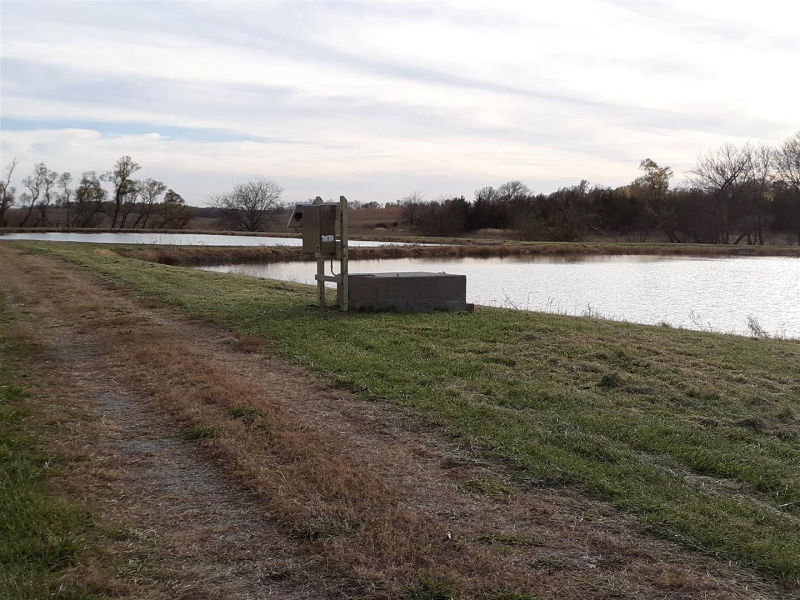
xmin=0 ymin=155 xmax=190 ymax=229
xmin=2 ymin=131 xmax=798 ymax=241
xmin=401 ymin=132 xmax=800 ymax=244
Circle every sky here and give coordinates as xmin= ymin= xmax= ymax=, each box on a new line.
xmin=1 ymin=0 xmax=798 ymax=206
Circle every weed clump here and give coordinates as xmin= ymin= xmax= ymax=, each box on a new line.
xmin=598 ymin=372 xmax=623 ymax=388
xmin=180 ymin=427 xmax=216 ymax=441
xmin=229 ymin=406 xmax=266 ymax=424
xmin=299 ymin=517 xmax=356 ymax=541
xmin=458 ymin=478 xmax=514 ymax=497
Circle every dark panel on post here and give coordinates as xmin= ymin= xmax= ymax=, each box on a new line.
xmin=319 ymin=204 xmax=337 ymax=258
xmin=302 ymin=205 xmax=320 ymax=256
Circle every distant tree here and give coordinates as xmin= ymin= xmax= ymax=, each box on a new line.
xmin=691 ymin=144 xmax=752 ymax=243
xmin=0 ymin=158 xmax=18 ymax=227
xmin=19 ymin=164 xmax=50 ymax=227
xmin=211 ymin=178 xmax=284 ymax=231
xmin=34 ymin=163 xmax=59 ymax=227
xmin=400 ymin=191 xmax=425 ymax=225
xmin=497 ymin=181 xmax=532 ymax=230
xmin=415 ymin=195 xmax=468 ymax=236
xmin=592 ymin=186 xmax=641 ymax=237
xmin=472 ymin=185 xmax=508 ymax=229
xmin=736 ymin=144 xmax=773 ymax=245
xmin=74 ymin=171 xmax=106 ymax=227
xmin=773 ymin=131 xmax=800 ymax=244
xmin=159 ymin=189 xmax=190 ymax=229
xmin=131 ymin=178 xmax=167 ymax=229
xmin=632 ymin=158 xmax=673 ymax=199
xmin=629 ymin=158 xmax=673 ymax=240
xmin=20 ymin=163 xmax=58 ymax=227
xmin=117 ymin=180 xmax=141 ymax=229
xmin=775 ymin=131 xmax=800 ymax=190
xmin=770 ymin=181 xmax=800 ymax=245
xmin=103 ymin=155 xmax=141 ymax=228
xmin=497 ymin=180 xmax=531 ymax=203
xmin=542 ymin=180 xmax=595 ymax=241
xmin=57 ymin=172 xmax=73 ymax=227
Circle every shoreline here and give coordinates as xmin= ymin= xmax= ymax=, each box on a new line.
xmin=118 ymin=241 xmax=800 ymax=267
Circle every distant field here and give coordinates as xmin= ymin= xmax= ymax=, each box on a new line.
xmin=20 ymin=241 xmax=800 ymax=585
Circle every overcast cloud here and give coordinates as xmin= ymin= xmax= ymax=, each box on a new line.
xmin=1 ymin=0 xmax=798 ymax=205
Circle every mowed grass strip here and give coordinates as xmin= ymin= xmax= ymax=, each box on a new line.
xmin=0 ymin=295 xmax=96 ymax=599
xmin=29 ymin=243 xmax=800 ymax=582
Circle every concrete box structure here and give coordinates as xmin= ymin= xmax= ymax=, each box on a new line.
xmin=337 ymin=272 xmax=469 ymax=312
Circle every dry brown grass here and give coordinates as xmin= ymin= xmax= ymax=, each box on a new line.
xmin=120 ymin=240 xmax=800 ymax=268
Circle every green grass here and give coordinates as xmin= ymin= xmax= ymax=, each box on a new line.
xmin=180 ymin=427 xmax=217 ymax=441
xmin=22 ymin=242 xmax=800 ymax=582
xmin=0 ymin=294 xmax=97 ymax=599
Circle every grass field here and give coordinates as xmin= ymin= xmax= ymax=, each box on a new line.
xmin=18 ymin=241 xmax=800 ymax=584
xmin=0 ymin=296 xmax=96 ymax=599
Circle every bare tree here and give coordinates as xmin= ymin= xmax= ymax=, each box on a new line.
xmin=73 ymin=171 xmax=106 ymax=227
xmin=103 ymin=155 xmax=141 ymax=228
xmin=774 ymin=131 xmax=800 ymax=244
xmin=34 ymin=163 xmax=59 ymax=227
xmin=691 ymin=144 xmax=752 ymax=243
xmin=497 ymin=180 xmax=531 ymax=203
xmin=400 ymin=190 xmax=425 ymax=225
xmin=57 ymin=172 xmax=73 ymax=227
xmin=775 ymin=131 xmax=800 ymax=191
xmin=498 ymin=181 xmax=532 ymax=229
xmin=736 ymin=144 xmax=773 ymax=245
xmin=0 ymin=158 xmax=17 ymax=227
xmin=19 ymin=166 xmax=43 ymax=227
xmin=117 ymin=180 xmax=142 ymax=229
xmin=211 ymin=178 xmax=283 ymax=231
xmin=132 ymin=178 xmax=167 ymax=229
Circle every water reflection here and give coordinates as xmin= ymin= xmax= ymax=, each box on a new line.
xmin=199 ymin=255 xmax=800 ymax=339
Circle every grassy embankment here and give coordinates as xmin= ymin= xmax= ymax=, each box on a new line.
xmin=0 ymin=296 xmax=96 ymax=599
xmin=20 ymin=241 xmax=800 ymax=585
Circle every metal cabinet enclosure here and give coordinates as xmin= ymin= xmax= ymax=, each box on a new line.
xmin=287 ymin=203 xmax=337 ymax=258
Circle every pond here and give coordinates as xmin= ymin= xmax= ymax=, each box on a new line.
xmin=198 ymin=255 xmax=800 ymax=339
xmin=0 ymin=231 xmax=417 ymax=247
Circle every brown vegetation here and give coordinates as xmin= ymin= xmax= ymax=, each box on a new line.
xmin=122 ymin=240 xmax=800 ymax=267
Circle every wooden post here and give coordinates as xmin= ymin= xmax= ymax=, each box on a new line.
xmin=339 ymin=196 xmax=349 ymax=312
xmin=313 ymin=197 xmax=325 ymax=308
xmin=316 ymin=253 xmax=325 ymax=307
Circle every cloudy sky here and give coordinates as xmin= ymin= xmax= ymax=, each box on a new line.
xmin=1 ymin=1 xmax=798 ymax=206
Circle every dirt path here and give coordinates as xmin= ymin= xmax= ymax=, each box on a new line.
xmin=0 ymin=245 xmax=789 ymax=599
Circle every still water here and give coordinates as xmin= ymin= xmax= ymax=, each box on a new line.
xmin=0 ymin=231 xmax=414 ymax=247
xmin=199 ymin=255 xmax=800 ymax=338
